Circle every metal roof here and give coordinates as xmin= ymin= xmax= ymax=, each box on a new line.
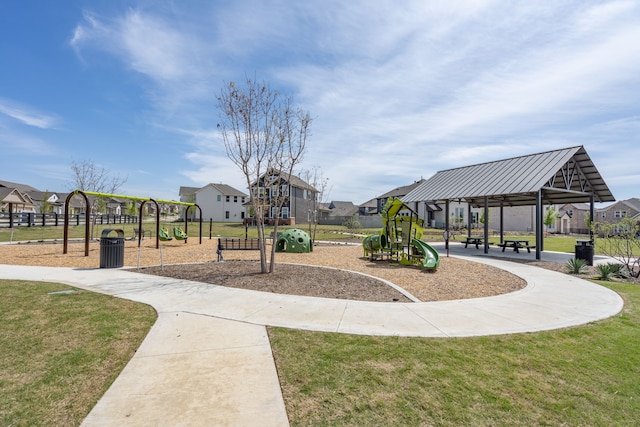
xmin=402 ymin=146 xmax=615 ymax=208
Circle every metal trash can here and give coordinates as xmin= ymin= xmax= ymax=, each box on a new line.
xmin=100 ymin=229 xmax=125 ymax=268
xmin=575 ymin=239 xmax=594 ymax=266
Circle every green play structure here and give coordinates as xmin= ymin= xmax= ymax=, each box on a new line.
xmin=363 ymin=198 xmax=439 ymax=269
xmin=275 ymin=228 xmax=313 ymax=253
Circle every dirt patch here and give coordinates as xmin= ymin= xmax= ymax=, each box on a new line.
xmin=138 ymin=261 xmax=414 ymax=302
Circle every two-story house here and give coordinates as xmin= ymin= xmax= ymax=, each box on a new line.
xmin=595 ymin=198 xmax=640 ymax=225
xmin=250 ymin=170 xmax=318 ymax=225
xmin=179 ymin=183 xmax=248 ymax=222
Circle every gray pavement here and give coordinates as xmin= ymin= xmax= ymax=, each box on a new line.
xmin=0 ymin=243 xmax=624 ymax=426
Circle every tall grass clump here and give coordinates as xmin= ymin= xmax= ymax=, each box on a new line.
xmin=566 ymin=258 xmax=587 ymax=274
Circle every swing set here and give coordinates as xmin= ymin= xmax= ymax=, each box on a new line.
xmin=62 ymin=190 xmax=202 ymax=256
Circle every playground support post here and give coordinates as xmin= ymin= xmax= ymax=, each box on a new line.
xmin=63 ymin=190 xmax=91 ymax=256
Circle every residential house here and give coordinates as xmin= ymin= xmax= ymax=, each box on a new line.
xmin=179 ymin=183 xmax=248 ymax=222
xmin=250 ymin=170 xmax=318 ymax=224
xmin=0 ymin=187 xmax=35 ymax=214
xmin=0 ymin=180 xmax=37 ymax=214
xmin=595 ymin=198 xmax=640 ymax=226
xmin=556 ymin=203 xmax=591 ymax=234
xmin=358 ymin=198 xmax=378 ymax=216
xmin=26 ymin=191 xmax=65 ymax=214
xmin=318 ymin=201 xmax=358 ymax=221
xmin=376 ymin=180 xmax=425 ymax=216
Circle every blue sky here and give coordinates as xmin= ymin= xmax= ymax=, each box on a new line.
xmin=1 ymin=1 xmax=639 ymax=205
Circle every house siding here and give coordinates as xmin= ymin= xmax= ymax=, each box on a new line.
xmin=194 ymin=185 xmax=246 ymax=222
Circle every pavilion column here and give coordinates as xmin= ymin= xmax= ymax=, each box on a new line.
xmin=536 ymin=190 xmax=542 ymax=260
xmin=484 ymin=197 xmax=489 ymax=254
xmin=499 ymin=202 xmax=504 ymax=243
xmin=467 ymin=203 xmax=472 ymax=238
xmin=445 ymin=200 xmax=450 ymax=251
xmin=589 ymin=194 xmax=595 ymax=242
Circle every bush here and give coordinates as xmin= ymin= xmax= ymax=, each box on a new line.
xmin=566 ymin=258 xmax=588 ymax=274
xmin=342 ymin=215 xmax=361 ymax=233
xmin=596 ymin=264 xmax=614 ymax=281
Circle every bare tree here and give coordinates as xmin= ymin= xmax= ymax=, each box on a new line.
xmin=301 ymin=166 xmax=331 ymax=242
xmin=69 ymin=159 xmax=127 ymax=194
xmin=217 ymin=77 xmax=311 ymax=273
xmin=593 ymin=217 xmax=640 ymax=278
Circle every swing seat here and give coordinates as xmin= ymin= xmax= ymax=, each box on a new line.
xmin=173 ymin=226 xmax=188 ymax=241
xmin=159 ymin=227 xmax=173 ymax=241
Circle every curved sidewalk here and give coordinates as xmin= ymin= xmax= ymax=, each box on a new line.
xmin=0 ymin=251 xmax=624 ymax=426
xmin=0 ymin=253 xmax=623 ymax=337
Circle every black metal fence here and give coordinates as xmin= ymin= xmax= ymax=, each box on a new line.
xmin=0 ymin=212 xmax=139 ymax=228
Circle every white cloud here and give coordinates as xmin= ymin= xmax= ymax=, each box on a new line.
xmin=64 ymin=1 xmax=640 ymax=202
xmin=0 ymin=98 xmax=58 ymax=129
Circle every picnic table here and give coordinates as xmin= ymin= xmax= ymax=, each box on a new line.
xmin=497 ymin=239 xmax=536 ymax=253
xmin=463 ymin=236 xmax=484 ymax=249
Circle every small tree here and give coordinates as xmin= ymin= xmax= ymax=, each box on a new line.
xmin=301 ymin=166 xmax=330 ymax=242
xmin=342 ymin=214 xmax=361 ymax=236
xmin=217 ymin=76 xmax=311 ymax=273
xmin=40 ymin=191 xmax=53 ymax=214
xmin=592 ymin=217 xmax=640 ymax=278
xmin=544 ymin=206 xmax=559 ymax=235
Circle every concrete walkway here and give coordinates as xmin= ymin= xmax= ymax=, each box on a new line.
xmin=0 ymin=244 xmax=624 ymax=426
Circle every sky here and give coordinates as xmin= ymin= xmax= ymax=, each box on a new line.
xmin=1 ymin=1 xmax=639 ymax=206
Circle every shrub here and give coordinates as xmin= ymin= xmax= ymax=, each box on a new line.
xmin=596 ymin=264 xmax=613 ymax=281
xmin=566 ymin=258 xmax=588 ymax=274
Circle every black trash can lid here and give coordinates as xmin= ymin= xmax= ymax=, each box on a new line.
xmin=101 ymin=229 xmax=125 ymax=238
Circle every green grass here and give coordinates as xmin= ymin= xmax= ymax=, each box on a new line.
xmin=269 ymin=280 xmax=640 ymax=426
xmin=0 ymin=222 xmax=378 ymax=243
xmin=0 ymin=280 xmax=156 ymax=426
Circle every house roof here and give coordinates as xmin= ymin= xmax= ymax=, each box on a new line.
xmin=327 ymin=201 xmax=358 ymax=216
xmin=208 ymin=183 xmax=248 ymax=197
xmin=558 ymin=202 xmax=591 ymax=211
xmin=402 ymin=146 xmax=615 ymax=208
xmin=179 ymin=186 xmax=200 ymax=196
xmin=0 ymin=187 xmax=32 ymax=204
xmin=181 ymin=183 xmax=248 ymax=197
xmin=0 ymin=180 xmax=39 ymax=193
xmin=620 ymin=198 xmax=640 ymax=212
xmin=359 ymin=198 xmax=378 ymax=208
xmin=378 ymin=179 xmax=425 ymax=199
xmin=253 ymin=169 xmax=318 ymax=192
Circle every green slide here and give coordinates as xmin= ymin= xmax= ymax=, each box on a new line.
xmin=411 ymin=239 xmax=440 ymax=269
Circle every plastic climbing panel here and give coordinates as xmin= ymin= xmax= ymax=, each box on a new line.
xmin=275 ymin=228 xmax=312 ymax=253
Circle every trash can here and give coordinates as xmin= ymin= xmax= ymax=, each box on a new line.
xmin=575 ymin=239 xmax=594 ymax=266
xmin=100 ymin=229 xmax=125 ymax=268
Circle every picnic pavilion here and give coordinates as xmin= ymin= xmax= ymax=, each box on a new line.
xmin=402 ymin=146 xmax=615 ymax=260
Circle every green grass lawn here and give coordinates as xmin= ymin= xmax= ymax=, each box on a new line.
xmin=0 ymin=280 xmax=156 ymax=426
xmin=269 ymin=280 xmax=640 ymax=426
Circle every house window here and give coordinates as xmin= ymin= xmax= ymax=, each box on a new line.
xmin=225 ymin=211 xmax=229 ymax=219
xmin=454 ymin=207 xmax=464 ymax=221
xmin=226 ymin=196 xmax=230 ymax=203
xmin=242 ymin=197 xmax=245 ymax=203
xmin=600 ymin=212 xmax=606 ymax=218
xmin=615 ymin=210 xmax=627 ymax=218
xmin=234 ymin=196 xmax=238 ymax=203
xmin=281 ymin=207 xmax=289 ymax=219
xmin=217 ymin=195 xmax=221 ymax=202
xmin=253 ymin=187 xmax=265 ymax=198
